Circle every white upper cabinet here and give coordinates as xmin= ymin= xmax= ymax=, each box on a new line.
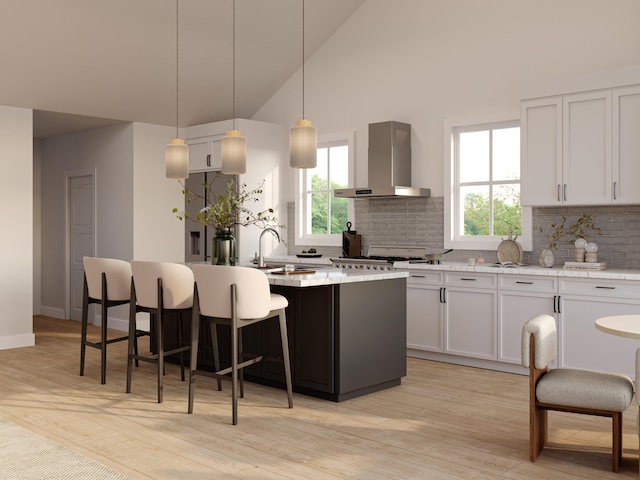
xmin=612 ymin=85 xmax=640 ymax=203
xmin=186 ymin=135 xmax=223 ymax=172
xmin=521 ymin=97 xmax=562 ymax=206
xmin=521 ymin=84 xmax=640 ymax=206
xmin=562 ymin=91 xmax=611 ymax=205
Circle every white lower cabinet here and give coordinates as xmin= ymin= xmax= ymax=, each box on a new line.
xmin=497 ymin=275 xmax=558 ymax=365
xmin=443 ymin=272 xmax=497 ymax=361
xmin=406 ymin=268 xmax=640 ymax=377
xmin=558 ymin=278 xmax=640 ymax=378
xmin=406 ymin=271 xmax=444 ymax=352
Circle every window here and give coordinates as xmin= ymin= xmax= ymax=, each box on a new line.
xmin=444 ymin=118 xmax=531 ymax=250
xmin=295 ymin=133 xmax=354 ymax=247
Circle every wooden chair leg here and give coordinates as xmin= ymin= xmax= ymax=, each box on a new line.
xmin=80 ymin=277 xmax=89 ymax=377
xmin=210 ymin=321 xmax=222 ymax=391
xmin=100 ymin=298 xmax=108 ymax=385
xmin=530 ymin=404 xmax=546 ymax=462
xmin=157 ymin=310 xmax=164 ymax=404
xmin=188 ymin=298 xmax=200 ymax=414
xmin=612 ymin=412 xmax=622 ymax=472
xmin=278 ymin=310 xmax=293 ymax=408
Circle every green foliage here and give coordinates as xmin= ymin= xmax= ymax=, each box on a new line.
xmin=310 ymin=174 xmax=348 ymax=234
xmin=536 ymin=213 xmax=601 ymax=251
xmin=463 ymin=186 xmax=522 ymax=237
xmin=173 ymin=172 xmax=282 ymax=230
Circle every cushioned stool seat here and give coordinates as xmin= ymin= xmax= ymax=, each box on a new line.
xmin=537 ymin=369 xmax=634 ymax=411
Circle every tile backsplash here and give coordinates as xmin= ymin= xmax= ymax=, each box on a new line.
xmin=287 ymin=199 xmax=640 ymax=269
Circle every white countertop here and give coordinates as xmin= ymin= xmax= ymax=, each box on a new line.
xmin=394 ymin=261 xmax=640 ymax=281
xmin=266 ymin=268 xmax=408 ymax=287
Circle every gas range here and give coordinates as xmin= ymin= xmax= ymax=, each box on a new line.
xmin=330 ymin=246 xmax=430 ymax=271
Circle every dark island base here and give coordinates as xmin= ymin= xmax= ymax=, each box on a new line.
xmin=163 ymin=277 xmax=407 ymax=401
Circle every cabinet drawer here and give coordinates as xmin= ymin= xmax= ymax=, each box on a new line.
xmin=499 ymin=275 xmax=557 ymax=293
xmin=559 ymin=277 xmax=640 ymax=299
xmin=405 ymin=270 xmax=444 ymax=286
xmin=445 ymin=272 xmax=496 ymax=289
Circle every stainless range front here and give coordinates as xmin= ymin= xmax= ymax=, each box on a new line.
xmin=330 ymin=245 xmax=430 ymax=271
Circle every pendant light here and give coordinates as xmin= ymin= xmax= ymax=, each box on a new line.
xmin=166 ymin=0 xmax=189 ymax=180
xmin=221 ymin=0 xmax=247 ymax=175
xmin=290 ymin=0 xmax=317 ymax=169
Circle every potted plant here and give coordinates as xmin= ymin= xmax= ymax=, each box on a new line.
xmin=536 ymin=213 xmax=601 ymax=267
xmin=173 ymin=172 xmax=282 ymax=265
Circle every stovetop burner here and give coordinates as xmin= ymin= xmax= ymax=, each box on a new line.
xmin=330 ymin=245 xmax=431 ymax=271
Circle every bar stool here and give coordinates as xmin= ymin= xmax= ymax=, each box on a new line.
xmin=189 ymin=264 xmax=293 ymax=425
xmin=80 ymin=257 xmax=146 ymax=385
xmin=127 ymin=261 xmax=195 ymax=405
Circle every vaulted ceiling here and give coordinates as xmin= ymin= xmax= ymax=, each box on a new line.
xmin=0 ymin=0 xmax=364 ymax=138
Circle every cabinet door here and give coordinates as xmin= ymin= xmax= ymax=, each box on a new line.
xmin=498 ymin=291 xmax=556 ymax=364
xmin=407 ymin=284 xmax=443 ymax=353
xmin=559 ymin=296 xmax=639 ymax=378
xmin=444 ymin=287 xmax=497 ymax=360
xmin=562 ymin=91 xmax=612 ymax=205
xmin=187 ymin=135 xmax=223 ymax=172
xmin=521 ymin=97 xmax=563 ymax=206
xmin=612 ymin=85 xmax=640 ymax=204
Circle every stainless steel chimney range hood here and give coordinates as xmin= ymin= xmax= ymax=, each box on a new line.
xmin=334 ymin=121 xmax=430 ymax=198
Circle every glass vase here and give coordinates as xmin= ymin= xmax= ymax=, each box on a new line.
xmin=212 ymin=228 xmax=236 ymax=266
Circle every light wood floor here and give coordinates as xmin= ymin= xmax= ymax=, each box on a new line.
xmin=0 ymin=316 xmax=637 ymax=479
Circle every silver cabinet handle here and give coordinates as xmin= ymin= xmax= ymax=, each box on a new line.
xmin=410 ymin=274 xmax=426 ymax=278
xmin=516 ymin=281 xmax=534 ymax=285
xmin=563 ymin=184 xmax=567 ymax=201
xmin=206 ymin=154 xmax=211 ymax=167
xmin=595 ymin=286 xmax=615 ymax=289
xmin=460 ymin=278 xmax=476 ymax=281
xmin=613 ymin=181 xmax=617 ymax=200
xmin=557 ymin=184 xmax=561 ymax=202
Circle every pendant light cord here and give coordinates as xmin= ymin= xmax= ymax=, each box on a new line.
xmin=232 ymin=0 xmax=236 ymax=131
xmin=301 ymin=0 xmax=305 ymax=120
xmin=175 ymin=0 xmax=180 ymax=139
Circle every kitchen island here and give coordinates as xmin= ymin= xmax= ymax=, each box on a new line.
xmin=195 ymin=267 xmax=409 ymax=402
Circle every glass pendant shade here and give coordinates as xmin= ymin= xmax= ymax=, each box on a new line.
xmin=166 ymin=138 xmax=189 ymax=179
xmin=221 ymin=129 xmax=247 ymax=174
xmin=290 ymin=119 xmax=317 ymax=168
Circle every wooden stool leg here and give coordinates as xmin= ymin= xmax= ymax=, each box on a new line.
xmin=278 ymin=310 xmax=293 ymax=408
xmin=80 ymin=276 xmax=89 ymax=377
xmin=210 ymin=321 xmax=222 ymax=391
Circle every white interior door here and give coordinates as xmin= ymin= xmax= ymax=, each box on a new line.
xmin=68 ymin=174 xmax=95 ymax=321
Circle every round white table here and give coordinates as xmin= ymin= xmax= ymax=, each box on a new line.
xmin=595 ymin=315 xmax=640 ymax=340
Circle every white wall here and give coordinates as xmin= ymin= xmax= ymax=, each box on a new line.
xmin=254 ymin=0 xmax=640 ymax=198
xmin=40 ymin=124 xmax=134 ymax=322
xmin=33 ymin=139 xmax=41 ymax=316
xmin=132 ymin=122 xmax=185 ymax=262
xmin=0 ymin=106 xmax=34 ymax=349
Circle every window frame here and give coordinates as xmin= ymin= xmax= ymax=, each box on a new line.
xmin=294 ymin=131 xmax=355 ymax=247
xmin=444 ymin=114 xmax=532 ymax=251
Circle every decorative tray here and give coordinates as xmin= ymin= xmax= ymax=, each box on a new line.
xmin=271 ymin=270 xmax=315 ymax=275
xmin=296 ymin=254 xmax=322 ymax=258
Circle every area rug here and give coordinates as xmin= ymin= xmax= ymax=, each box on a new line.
xmin=0 ymin=417 xmax=130 ymax=480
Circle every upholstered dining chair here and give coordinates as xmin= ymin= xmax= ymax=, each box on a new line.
xmin=189 ymin=264 xmax=293 ymax=425
xmin=81 ymin=257 xmax=147 ymax=385
xmin=127 ymin=261 xmax=195 ymax=405
xmin=522 ymin=314 xmax=634 ymax=472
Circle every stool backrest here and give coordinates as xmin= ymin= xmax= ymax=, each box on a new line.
xmin=131 ymin=261 xmax=194 ymax=309
xmin=192 ymin=265 xmax=271 ymax=319
xmin=83 ymin=257 xmax=131 ymax=302
xmin=522 ymin=314 xmax=557 ymax=369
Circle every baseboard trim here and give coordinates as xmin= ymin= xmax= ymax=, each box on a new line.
xmin=0 ymin=332 xmax=35 ymax=350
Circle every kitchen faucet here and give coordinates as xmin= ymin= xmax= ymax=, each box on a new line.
xmin=258 ymin=227 xmax=280 ymax=268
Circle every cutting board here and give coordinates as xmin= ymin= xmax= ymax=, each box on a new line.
xmin=271 ymin=270 xmax=315 ymax=275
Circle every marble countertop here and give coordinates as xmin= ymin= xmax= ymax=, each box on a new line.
xmin=393 ymin=261 xmax=640 ymax=281
xmin=265 ymin=268 xmax=408 ymax=287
